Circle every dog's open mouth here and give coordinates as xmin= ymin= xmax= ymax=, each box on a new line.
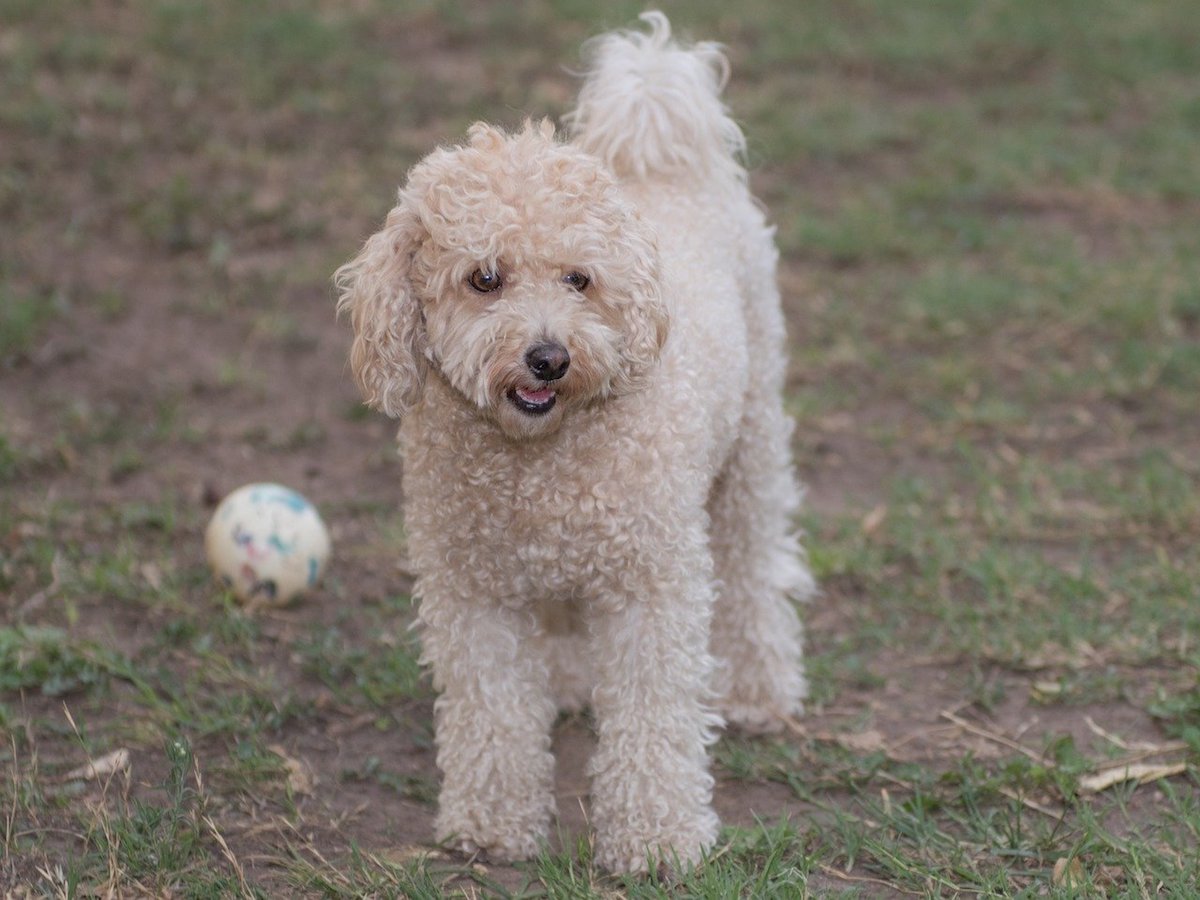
xmin=508 ymin=386 xmax=557 ymax=415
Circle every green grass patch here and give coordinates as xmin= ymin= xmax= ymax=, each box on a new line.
xmin=0 ymin=281 xmax=57 ymax=365
xmin=811 ymin=449 xmax=1200 ymax=668
xmin=0 ymin=625 xmax=143 ymax=698
xmin=293 ymin=621 xmax=426 ymax=710
xmin=715 ymin=733 xmax=1199 ymax=896
xmin=47 ymin=736 xmax=268 ymax=898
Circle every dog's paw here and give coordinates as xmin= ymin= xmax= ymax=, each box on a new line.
xmin=593 ymin=817 xmax=717 ymax=876
xmin=718 ymin=698 xmax=804 ymax=735
xmin=441 ymin=827 xmax=546 ymax=864
xmin=436 ymin=800 xmax=552 ymax=864
xmin=716 ymin=665 xmax=807 ymax=735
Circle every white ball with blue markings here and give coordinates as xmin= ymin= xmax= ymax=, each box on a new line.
xmin=205 ymin=483 xmax=330 ymax=605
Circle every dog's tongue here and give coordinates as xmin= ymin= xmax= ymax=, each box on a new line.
xmin=517 ymin=387 xmax=555 ymax=404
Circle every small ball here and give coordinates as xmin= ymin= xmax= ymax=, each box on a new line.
xmin=205 ymin=483 xmax=330 ymax=605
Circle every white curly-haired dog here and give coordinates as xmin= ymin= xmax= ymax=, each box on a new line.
xmin=335 ymin=12 xmax=812 ymax=874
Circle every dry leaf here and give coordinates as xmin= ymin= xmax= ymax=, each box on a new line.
xmin=837 ymin=729 xmax=886 ymax=754
xmin=269 ymin=744 xmax=316 ymax=795
xmin=860 ymin=504 xmax=887 ymax=535
xmin=1079 ymin=762 xmax=1187 ymax=793
xmin=140 ymin=562 xmax=164 ymax=590
xmin=996 ymin=443 xmax=1020 ymax=466
xmin=377 ymin=846 xmax=442 ymax=866
xmin=63 ymin=748 xmax=130 ymax=782
xmin=1052 ymin=856 xmax=1086 ymax=888
xmin=1030 ymin=680 xmax=1063 ymax=701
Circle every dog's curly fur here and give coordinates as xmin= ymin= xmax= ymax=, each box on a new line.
xmin=335 ymin=12 xmax=813 ymax=874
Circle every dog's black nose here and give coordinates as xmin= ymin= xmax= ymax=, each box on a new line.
xmin=525 ymin=342 xmax=570 ymax=382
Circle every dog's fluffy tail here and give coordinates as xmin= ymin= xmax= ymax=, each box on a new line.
xmin=566 ymin=11 xmax=746 ymax=183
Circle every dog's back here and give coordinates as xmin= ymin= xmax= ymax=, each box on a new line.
xmin=567 ymin=12 xmax=787 ymax=454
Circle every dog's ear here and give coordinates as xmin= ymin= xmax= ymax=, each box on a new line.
xmin=608 ymin=214 xmax=670 ymax=393
xmin=335 ymin=203 xmax=427 ymax=418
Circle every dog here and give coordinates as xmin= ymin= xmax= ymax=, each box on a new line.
xmin=335 ymin=11 xmax=812 ymax=874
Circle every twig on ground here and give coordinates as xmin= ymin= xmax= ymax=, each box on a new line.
xmin=1084 ymin=716 xmax=1188 ymax=760
xmin=939 ymin=709 xmax=1044 ymax=762
xmin=817 ymin=862 xmax=924 ymax=896
xmin=995 ymin=785 xmax=1065 ymax=819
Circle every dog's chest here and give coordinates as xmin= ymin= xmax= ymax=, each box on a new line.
xmin=403 ymin=431 xmax=636 ymax=604
xmin=470 ymin=460 xmax=612 ymax=552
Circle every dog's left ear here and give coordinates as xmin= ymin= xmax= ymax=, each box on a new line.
xmin=608 ymin=213 xmax=670 ymax=392
xmin=334 ymin=202 xmax=428 ymax=418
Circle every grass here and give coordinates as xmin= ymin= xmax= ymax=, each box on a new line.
xmin=713 ymin=731 xmax=1200 ymax=896
xmin=0 ymin=280 xmax=59 ymax=367
xmin=2 ymin=0 xmax=1199 ymax=895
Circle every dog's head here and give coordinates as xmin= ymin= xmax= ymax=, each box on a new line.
xmin=335 ymin=119 xmax=669 ymax=441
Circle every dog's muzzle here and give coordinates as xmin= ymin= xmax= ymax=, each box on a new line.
xmin=508 ymin=342 xmax=570 ymax=415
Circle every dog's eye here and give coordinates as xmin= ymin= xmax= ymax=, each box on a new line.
xmin=468 ymin=269 xmax=502 ymax=293
xmin=562 ymin=271 xmax=590 ymax=292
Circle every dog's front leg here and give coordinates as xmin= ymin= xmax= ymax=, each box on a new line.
xmin=420 ymin=593 xmax=557 ymax=861
xmin=584 ymin=549 xmax=723 ymax=874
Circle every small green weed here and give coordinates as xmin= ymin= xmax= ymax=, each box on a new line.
xmin=54 ymin=736 xmax=266 ymax=897
xmin=294 ymin=625 xmax=425 ymax=709
xmin=340 ymin=756 xmax=438 ymax=805
xmin=0 ymin=282 xmax=56 ymax=365
xmin=0 ymin=626 xmax=141 ymax=698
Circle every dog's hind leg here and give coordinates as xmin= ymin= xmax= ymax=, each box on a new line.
xmin=535 ymin=597 xmax=594 ymax=714
xmin=707 ymin=398 xmax=812 ymax=733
